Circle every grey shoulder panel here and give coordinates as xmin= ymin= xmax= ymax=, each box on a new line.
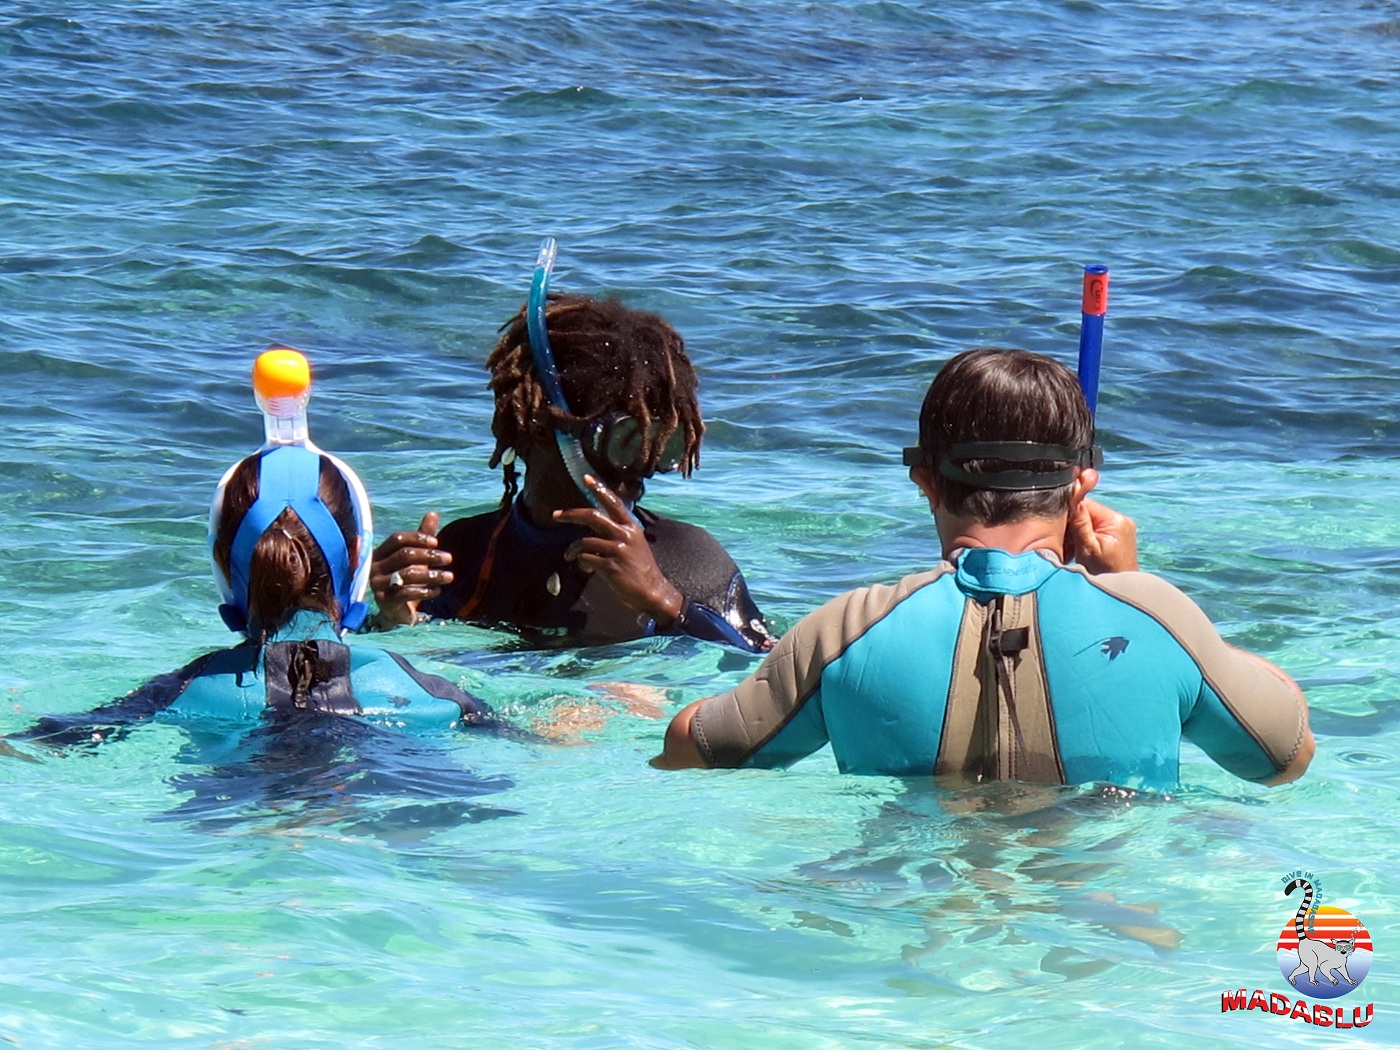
xmin=693 ymin=566 xmax=954 ymax=767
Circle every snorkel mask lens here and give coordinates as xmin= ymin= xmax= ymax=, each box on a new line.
xmin=580 ymin=414 xmax=685 ymax=482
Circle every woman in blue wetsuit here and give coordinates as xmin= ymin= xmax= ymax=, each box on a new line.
xmin=16 ymin=349 xmax=494 ymax=749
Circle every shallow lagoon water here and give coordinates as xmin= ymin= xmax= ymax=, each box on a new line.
xmin=2 ymin=1 xmax=1399 ymax=1046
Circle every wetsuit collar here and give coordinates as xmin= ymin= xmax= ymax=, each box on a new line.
xmin=264 ymin=608 xmax=341 ymax=644
xmin=952 ymin=547 xmax=1063 ymax=599
xmin=509 ymin=494 xmax=589 ymax=548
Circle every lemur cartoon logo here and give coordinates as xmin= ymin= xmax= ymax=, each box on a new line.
xmin=1276 ymin=876 xmax=1372 ymax=999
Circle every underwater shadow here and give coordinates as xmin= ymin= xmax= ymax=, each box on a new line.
xmin=154 ymin=712 xmax=518 ymax=841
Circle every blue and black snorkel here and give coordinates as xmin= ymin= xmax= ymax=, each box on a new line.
xmin=527 ymin=236 xmax=605 ymax=510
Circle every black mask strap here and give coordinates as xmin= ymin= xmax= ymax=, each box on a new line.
xmin=902 ymin=441 xmax=1103 ymax=491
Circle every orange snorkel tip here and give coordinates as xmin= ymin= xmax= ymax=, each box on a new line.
xmin=253 ymin=346 xmax=312 ymax=401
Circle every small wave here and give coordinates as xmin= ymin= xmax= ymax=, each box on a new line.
xmin=499 ymin=85 xmax=629 ymax=114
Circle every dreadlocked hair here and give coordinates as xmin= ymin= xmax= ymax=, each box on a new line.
xmin=485 ymin=293 xmax=704 ymax=507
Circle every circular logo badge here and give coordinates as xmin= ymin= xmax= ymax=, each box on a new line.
xmin=1276 ymin=905 xmax=1372 ymax=999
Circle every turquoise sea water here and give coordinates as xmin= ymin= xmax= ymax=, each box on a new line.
xmin=2 ymin=1 xmax=1398 ymax=1045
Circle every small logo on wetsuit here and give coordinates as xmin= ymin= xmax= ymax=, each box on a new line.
xmin=1075 ymin=636 xmax=1129 ymax=661
xmin=1219 ymin=871 xmax=1376 ymax=1030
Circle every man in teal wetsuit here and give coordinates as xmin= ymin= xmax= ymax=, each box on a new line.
xmin=654 ymin=348 xmax=1315 ymax=790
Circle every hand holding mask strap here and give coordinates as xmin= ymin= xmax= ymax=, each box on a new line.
xmin=901 ymin=441 xmax=1104 ymax=492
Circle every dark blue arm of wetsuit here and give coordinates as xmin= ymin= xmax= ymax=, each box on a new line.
xmin=384 ymin=652 xmax=497 ymax=727
xmin=672 ymin=570 xmax=774 ymax=653
xmin=7 ymin=655 xmax=214 ymax=750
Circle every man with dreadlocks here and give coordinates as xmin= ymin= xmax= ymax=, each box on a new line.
xmin=370 ymin=292 xmax=773 ymax=651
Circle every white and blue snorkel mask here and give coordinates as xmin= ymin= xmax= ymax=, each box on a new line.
xmin=209 ymin=348 xmax=374 ymax=637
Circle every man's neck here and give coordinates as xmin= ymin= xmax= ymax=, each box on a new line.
xmin=519 ymin=472 xmax=590 ymax=528
xmin=935 ymin=510 xmax=1069 ymax=561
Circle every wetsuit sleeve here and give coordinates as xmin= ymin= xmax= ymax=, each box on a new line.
xmin=8 ymin=653 xmax=215 ymax=749
xmin=1088 ymin=572 xmax=1310 ymax=782
xmin=674 ymin=569 xmax=773 ymax=652
xmin=689 ymin=585 xmax=884 ymax=767
xmin=386 ymin=653 xmax=496 ymax=726
xmin=690 ymin=571 xmax=953 ymax=768
xmin=640 ymin=511 xmax=773 ymax=652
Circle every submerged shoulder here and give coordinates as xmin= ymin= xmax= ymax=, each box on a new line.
xmin=348 ymin=644 xmax=494 ymax=723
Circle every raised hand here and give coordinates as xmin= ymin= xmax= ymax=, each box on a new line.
xmin=1066 ymin=497 xmax=1139 ymax=574
xmin=552 ymin=475 xmax=685 ymax=627
xmin=370 ymin=511 xmax=454 ymax=627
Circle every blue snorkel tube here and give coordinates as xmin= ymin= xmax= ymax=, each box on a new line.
xmin=527 ymin=237 xmax=605 ymax=509
xmin=1077 ymin=264 xmax=1109 ymax=414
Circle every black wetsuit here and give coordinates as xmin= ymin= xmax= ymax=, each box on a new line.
xmin=420 ymin=499 xmax=772 ymax=651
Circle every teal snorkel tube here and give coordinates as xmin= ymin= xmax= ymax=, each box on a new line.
xmin=1077 ymin=264 xmax=1109 ymax=414
xmin=527 ymin=237 xmax=604 ymax=510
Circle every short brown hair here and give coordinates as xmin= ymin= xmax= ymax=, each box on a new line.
xmin=916 ymin=347 xmax=1094 ymax=525
xmin=212 ymin=452 xmax=358 ymax=642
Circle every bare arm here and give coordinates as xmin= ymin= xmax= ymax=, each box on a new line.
xmin=650 ymin=700 xmax=708 ymax=769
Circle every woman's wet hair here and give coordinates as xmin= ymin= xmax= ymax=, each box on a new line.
xmin=917 ymin=347 xmax=1095 ymax=525
xmin=484 ymin=293 xmax=704 ymax=506
xmin=212 ymin=452 xmax=358 ymax=643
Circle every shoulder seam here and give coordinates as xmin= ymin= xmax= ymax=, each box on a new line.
xmin=733 ymin=566 xmax=956 ymax=766
xmin=1073 ymin=568 xmax=1288 ymax=771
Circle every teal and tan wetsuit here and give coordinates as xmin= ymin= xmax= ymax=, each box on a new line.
xmin=689 ymin=548 xmax=1308 ymax=789
xmin=19 ymin=609 xmax=494 ymax=747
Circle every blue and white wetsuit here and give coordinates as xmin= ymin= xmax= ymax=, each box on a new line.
xmin=688 ymin=548 xmax=1309 ymax=790
xmin=21 ymin=609 xmax=493 ymax=746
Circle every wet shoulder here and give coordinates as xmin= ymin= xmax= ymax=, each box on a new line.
xmin=436 ymin=506 xmax=508 ymax=561
xmin=636 ymin=505 xmax=739 ymax=574
xmin=1055 ymin=565 xmax=1216 ymax=641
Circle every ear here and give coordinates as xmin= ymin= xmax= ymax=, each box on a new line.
xmin=910 ymin=465 xmax=941 ymax=510
xmin=1068 ymin=467 xmax=1099 ymax=510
